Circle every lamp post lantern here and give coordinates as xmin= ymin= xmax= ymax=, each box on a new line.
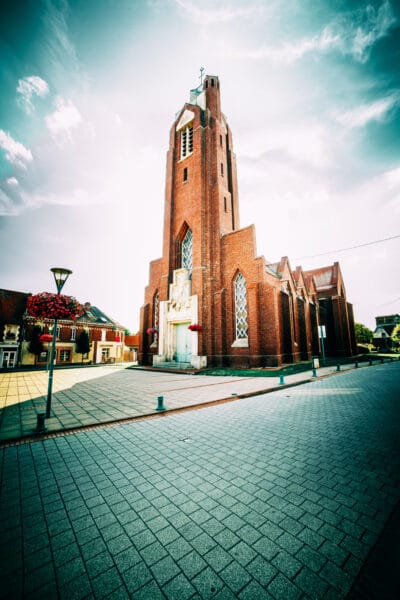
xmin=45 ymin=268 xmax=72 ymax=418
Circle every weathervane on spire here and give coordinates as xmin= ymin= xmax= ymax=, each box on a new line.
xmin=199 ymin=67 xmax=205 ymax=86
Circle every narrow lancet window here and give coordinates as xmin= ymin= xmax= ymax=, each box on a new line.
xmin=181 ymin=228 xmax=193 ymax=270
xmin=234 ymin=273 xmax=248 ymax=340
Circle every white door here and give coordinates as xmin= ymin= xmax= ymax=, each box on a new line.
xmin=175 ymin=324 xmax=191 ymax=362
xmin=2 ymin=351 xmax=16 ymax=368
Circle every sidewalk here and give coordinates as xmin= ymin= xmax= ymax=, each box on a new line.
xmin=1 ymin=363 xmax=399 ymax=600
xmin=0 ymin=359 xmax=393 ymax=443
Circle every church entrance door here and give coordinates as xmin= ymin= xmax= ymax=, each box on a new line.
xmin=175 ymin=323 xmax=191 ymax=362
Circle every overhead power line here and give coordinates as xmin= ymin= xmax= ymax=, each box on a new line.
xmin=294 ymin=234 xmax=400 ymax=261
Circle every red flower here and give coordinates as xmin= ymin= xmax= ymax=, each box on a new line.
xmin=39 ymin=333 xmax=53 ymax=343
xmin=27 ymin=293 xmax=84 ymax=321
xmin=188 ymin=324 xmax=202 ymax=332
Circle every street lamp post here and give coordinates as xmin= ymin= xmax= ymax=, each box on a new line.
xmin=45 ymin=267 xmax=72 ymax=418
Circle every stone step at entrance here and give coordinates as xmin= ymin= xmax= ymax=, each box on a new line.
xmin=153 ymin=361 xmax=192 ymax=370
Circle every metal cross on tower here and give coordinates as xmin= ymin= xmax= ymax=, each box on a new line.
xmin=199 ymin=67 xmax=205 ymax=86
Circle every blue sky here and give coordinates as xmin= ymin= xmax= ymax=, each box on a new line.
xmin=1 ymin=0 xmax=399 ymax=331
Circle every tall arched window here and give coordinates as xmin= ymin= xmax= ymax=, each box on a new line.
xmin=234 ymin=272 xmax=248 ymax=340
xmin=181 ymin=228 xmax=193 ymax=270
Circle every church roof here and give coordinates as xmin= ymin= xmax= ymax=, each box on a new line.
xmin=304 ymin=264 xmax=338 ymax=291
xmin=265 ymin=263 xmax=280 ymax=277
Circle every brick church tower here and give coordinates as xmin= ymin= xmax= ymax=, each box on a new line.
xmin=139 ymin=75 xmax=357 ymax=367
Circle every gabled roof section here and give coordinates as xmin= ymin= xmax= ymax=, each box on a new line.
xmin=0 ymin=289 xmax=30 ymax=323
xmin=304 ymin=262 xmax=346 ymax=298
xmin=292 ymin=266 xmax=309 ymax=297
xmin=77 ymin=304 xmax=125 ymax=329
xmin=265 ymin=262 xmax=280 ymax=277
xmin=176 ymin=108 xmax=195 ymax=131
xmin=276 ymin=256 xmax=296 ymax=289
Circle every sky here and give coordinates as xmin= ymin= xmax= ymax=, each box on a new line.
xmin=1 ymin=0 xmax=399 ymax=333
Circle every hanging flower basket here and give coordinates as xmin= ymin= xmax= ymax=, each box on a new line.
xmin=39 ymin=333 xmax=53 ymax=343
xmin=146 ymin=327 xmax=158 ymax=335
xmin=188 ymin=324 xmax=202 ymax=332
xmin=27 ymin=293 xmax=84 ymax=321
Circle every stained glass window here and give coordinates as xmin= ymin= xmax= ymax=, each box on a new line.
xmin=182 ymin=228 xmax=193 ymax=270
xmin=234 ymin=272 xmax=248 ymax=339
xmin=153 ymin=293 xmax=159 ymax=329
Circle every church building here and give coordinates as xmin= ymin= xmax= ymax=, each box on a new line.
xmin=139 ymin=75 xmax=357 ymax=368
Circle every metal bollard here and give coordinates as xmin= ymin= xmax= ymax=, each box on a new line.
xmin=369 ymin=358 xmax=372 ymax=366
xmin=312 ymin=366 xmax=317 ymax=377
xmin=156 ymin=395 xmax=166 ymax=411
xmin=355 ymin=360 xmax=358 ymax=368
xmin=279 ymin=374 xmax=285 ymax=385
xmin=381 ymin=358 xmax=384 ymax=364
xmin=336 ymin=364 xmax=341 ymax=372
xmin=35 ymin=413 xmax=46 ymax=433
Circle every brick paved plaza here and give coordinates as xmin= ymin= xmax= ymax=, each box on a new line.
xmin=1 ymin=363 xmax=399 ymax=599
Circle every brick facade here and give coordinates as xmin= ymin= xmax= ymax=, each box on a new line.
xmin=139 ymin=75 xmax=357 ymax=367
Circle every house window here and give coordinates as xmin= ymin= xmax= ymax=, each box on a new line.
xmin=38 ymin=350 xmax=48 ymax=363
xmin=224 ymin=197 xmax=227 ymax=212
xmin=51 ymin=325 xmax=61 ymax=339
xmin=180 ymin=124 xmax=193 ymax=159
xmin=59 ymin=349 xmax=71 ymax=362
xmin=181 ymin=228 xmax=193 ymax=270
xmin=221 ymin=163 xmax=224 ymax=176
xmin=4 ymin=324 xmax=19 ymax=342
xmin=183 ymin=167 xmax=188 ymax=182
xmin=101 ymin=348 xmax=110 ymax=362
xmin=234 ymin=272 xmax=248 ymax=340
xmin=71 ymin=327 xmax=76 ymax=341
xmin=220 ymin=134 xmax=223 ymax=147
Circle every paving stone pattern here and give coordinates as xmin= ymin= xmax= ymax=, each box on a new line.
xmin=0 ymin=362 xmax=374 ymax=441
xmin=1 ymin=363 xmax=399 ymax=599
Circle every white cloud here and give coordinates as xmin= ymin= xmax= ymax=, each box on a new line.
xmin=336 ymin=93 xmax=400 ymax=128
xmin=350 ymin=0 xmax=397 ymax=62
xmin=237 ymin=28 xmax=340 ymax=64
xmin=0 ymin=130 xmax=33 ymax=168
xmin=233 ymin=0 xmax=397 ymax=65
xmin=175 ymin=0 xmax=263 ymax=24
xmin=45 ymin=96 xmax=83 ymax=144
xmin=16 ymin=75 xmax=49 ymax=114
xmin=0 ymin=188 xmax=20 ymax=216
xmin=6 ymin=177 xmax=19 ymax=186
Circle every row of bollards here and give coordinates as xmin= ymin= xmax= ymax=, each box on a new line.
xmin=155 ymin=354 xmax=397 ymax=411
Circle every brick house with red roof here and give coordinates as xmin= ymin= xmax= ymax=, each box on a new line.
xmin=0 ymin=290 xmax=127 ymax=369
xmin=139 ymin=75 xmax=357 ymax=368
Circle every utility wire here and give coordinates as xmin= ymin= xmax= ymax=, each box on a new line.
xmin=377 ymin=296 xmax=400 ymax=307
xmin=294 ymin=234 xmax=400 ymax=260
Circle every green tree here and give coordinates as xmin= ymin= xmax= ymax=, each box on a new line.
xmin=391 ymin=324 xmax=400 ymax=351
xmin=355 ymin=323 xmax=373 ymax=344
xmin=28 ymin=325 xmax=44 ymax=355
xmin=76 ymin=330 xmax=90 ymax=362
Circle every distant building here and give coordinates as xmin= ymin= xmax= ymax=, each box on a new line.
xmin=139 ymin=74 xmax=357 ymax=368
xmin=0 ymin=290 xmax=127 ymax=369
xmin=373 ymin=314 xmax=400 ymax=351
xmin=0 ymin=289 xmax=29 ymax=369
